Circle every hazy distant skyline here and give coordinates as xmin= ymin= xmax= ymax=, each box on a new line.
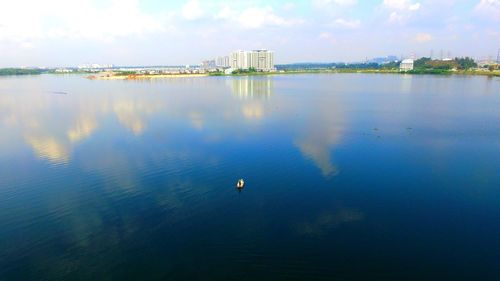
xmin=0 ymin=0 xmax=499 ymax=67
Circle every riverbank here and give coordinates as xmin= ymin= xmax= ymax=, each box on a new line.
xmin=226 ymin=68 xmax=500 ymax=77
xmin=2 ymin=67 xmax=497 ymax=78
xmin=0 ymin=68 xmax=44 ymax=76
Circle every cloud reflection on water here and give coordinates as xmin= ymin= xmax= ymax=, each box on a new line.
xmin=67 ymin=116 xmax=98 ymax=143
xmin=0 ymin=83 xmax=164 ymax=163
xmin=293 ymin=92 xmax=344 ymax=177
xmin=25 ymin=136 xmax=70 ymax=164
xmin=0 ymin=75 xmax=344 ymax=180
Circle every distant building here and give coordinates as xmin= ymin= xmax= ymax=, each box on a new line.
xmin=477 ymin=59 xmax=498 ymax=68
xmin=201 ymin=60 xmax=216 ymax=69
xmin=77 ymin=63 xmax=114 ymax=69
xmin=369 ymin=55 xmax=399 ymax=64
xmin=230 ymin=50 xmax=250 ymax=69
xmin=400 ymin=59 xmax=414 ymax=71
xmin=250 ymin=50 xmax=275 ymax=71
xmin=230 ymin=50 xmax=275 ymax=71
xmin=216 ymin=56 xmax=230 ymax=68
xmin=54 ymin=68 xmax=73 ymax=73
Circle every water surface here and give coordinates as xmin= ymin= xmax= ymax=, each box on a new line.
xmin=1 ymin=74 xmax=499 ymax=280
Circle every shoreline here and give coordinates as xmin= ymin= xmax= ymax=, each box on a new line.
xmin=90 ymin=70 xmax=500 ymax=80
xmin=251 ymin=69 xmax=500 ymax=77
xmin=87 ymin=73 xmax=208 ymax=80
xmin=2 ymin=70 xmax=497 ymax=78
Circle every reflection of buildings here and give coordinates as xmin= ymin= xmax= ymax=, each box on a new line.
xmin=400 ymin=74 xmax=413 ymax=93
xmin=227 ymin=77 xmax=274 ymax=100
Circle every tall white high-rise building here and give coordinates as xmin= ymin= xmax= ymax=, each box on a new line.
xmin=216 ymin=56 xmax=230 ymax=68
xmin=230 ymin=50 xmax=275 ymax=71
xmin=230 ymin=50 xmax=250 ymax=69
xmin=250 ymin=50 xmax=274 ymax=71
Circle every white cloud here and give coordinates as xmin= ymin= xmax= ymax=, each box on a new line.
xmin=217 ymin=6 xmax=303 ymax=29
xmin=0 ymin=0 xmax=170 ymax=45
xmin=414 ymin=32 xmax=432 ymax=42
xmin=334 ymin=18 xmax=361 ymax=28
xmin=215 ymin=6 xmax=234 ymax=20
xmin=239 ymin=7 xmax=290 ymax=29
xmin=382 ymin=0 xmax=421 ymax=24
xmin=319 ymin=32 xmax=337 ymax=44
xmin=474 ymin=0 xmax=500 ymax=21
xmin=182 ymin=0 xmax=204 ymax=21
xmin=315 ymin=0 xmax=358 ymax=6
xmin=19 ymin=42 xmax=36 ymax=49
xmin=409 ymin=3 xmax=421 ymax=11
xmin=388 ymin=12 xmax=405 ymax=23
xmin=319 ymin=32 xmax=333 ymax=39
xmin=383 ymin=0 xmax=421 ymax=10
xmin=283 ymin=3 xmax=296 ymax=11
xmin=333 ymin=0 xmax=357 ymax=5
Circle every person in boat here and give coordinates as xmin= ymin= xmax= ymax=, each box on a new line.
xmin=236 ymin=179 xmax=245 ymax=189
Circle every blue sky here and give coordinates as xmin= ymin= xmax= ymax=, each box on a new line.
xmin=0 ymin=0 xmax=498 ymax=67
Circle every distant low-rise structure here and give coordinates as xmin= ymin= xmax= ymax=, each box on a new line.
xmin=400 ymin=59 xmax=414 ymax=71
xmin=477 ymin=59 xmax=498 ymax=68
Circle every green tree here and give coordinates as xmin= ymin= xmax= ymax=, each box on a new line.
xmin=454 ymin=57 xmax=477 ymax=70
xmin=0 ymin=68 xmax=43 ymax=76
xmin=414 ymin=57 xmax=431 ymax=68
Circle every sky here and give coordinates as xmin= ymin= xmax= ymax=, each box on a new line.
xmin=0 ymin=0 xmax=498 ymax=67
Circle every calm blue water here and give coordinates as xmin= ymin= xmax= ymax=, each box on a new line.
xmin=0 ymin=74 xmax=499 ymax=280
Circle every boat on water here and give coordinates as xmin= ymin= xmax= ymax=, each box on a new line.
xmin=236 ymin=179 xmax=245 ymax=188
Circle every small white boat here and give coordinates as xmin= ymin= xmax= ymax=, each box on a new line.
xmin=236 ymin=179 xmax=245 ymax=188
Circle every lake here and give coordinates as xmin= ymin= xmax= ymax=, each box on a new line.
xmin=1 ymin=73 xmax=499 ymax=280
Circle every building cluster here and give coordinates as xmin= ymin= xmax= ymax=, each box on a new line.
xmin=77 ymin=63 xmax=114 ymax=70
xmin=216 ymin=56 xmax=230 ymax=68
xmin=398 ymin=56 xmax=499 ymax=71
xmin=201 ymin=60 xmax=217 ymax=69
xmin=117 ymin=67 xmax=207 ymax=75
xmin=230 ymin=50 xmax=275 ymax=71
xmin=54 ymin=68 xmax=74 ymax=73
xmin=202 ymin=49 xmax=275 ymax=72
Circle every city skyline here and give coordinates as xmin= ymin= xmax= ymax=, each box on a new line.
xmin=0 ymin=0 xmax=499 ymax=67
